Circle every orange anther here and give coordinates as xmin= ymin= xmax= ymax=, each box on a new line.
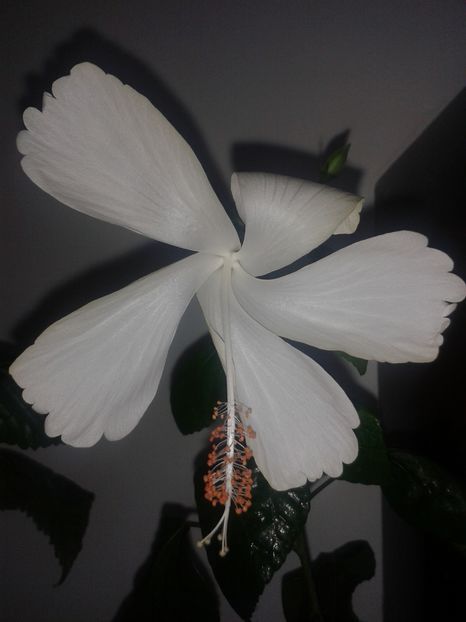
xmin=246 ymin=426 xmax=256 ymax=439
xmin=203 ymin=400 xmax=255 ymax=514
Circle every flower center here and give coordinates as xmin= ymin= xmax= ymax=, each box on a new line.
xmin=221 ymin=250 xmax=240 ymax=266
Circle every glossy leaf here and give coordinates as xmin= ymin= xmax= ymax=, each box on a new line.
xmin=383 ymin=450 xmax=466 ymax=547
xmin=338 ymin=410 xmax=466 ymax=547
xmin=114 ymin=503 xmax=219 ymax=622
xmin=0 ymin=344 xmax=59 ymax=449
xmin=195 ymin=462 xmax=311 ymax=620
xmin=0 ymin=448 xmax=94 ymax=583
xmin=339 ymin=410 xmax=392 ymax=486
xmin=170 ymin=335 xmax=225 ymax=434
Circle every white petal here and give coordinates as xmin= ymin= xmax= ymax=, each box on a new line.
xmin=233 ymin=231 xmax=466 ymax=363
xmin=18 ymin=63 xmax=239 ymax=254
xmin=10 ymin=253 xmax=222 ymax=446
xmin=232 ymin=172 xmax=363 ymax=276
xmin=197 ymin=272 xmax=358 ymax=490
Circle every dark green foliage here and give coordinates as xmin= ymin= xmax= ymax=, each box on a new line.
xmin=340 ymin=411 xmax=466 ymax=549
xmin=171 ymin=331 xmax=466 ymax=616
xmin=340 ymin=410 xmax=392 ymax=486
xmin=195 ymin=463 xmax=311 ymax=620
xmin=170 ymin=335 xmax=225 ymax=434
xmin=383 ymin=450 xmax=466 ymax=548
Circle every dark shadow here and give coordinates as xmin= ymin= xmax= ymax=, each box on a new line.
xmin=232 ymin=130 xmax=359 ymax=195
xmin=291 ymin=341 xmax=377 ymax=413
xmin=13 ymin=28 xmax=243 ymax=346
xmin=376 ymin=88 xmax=466 ymax=621
xmin=12 ymin=240 xmax=190 ymax=349
xmin=282 ymin=539 xmax=376 ymax=622
xmin=113 ymin=502 xmax=219 ymax=622
xmin=0 ymin=447 xmax=94 ymax=585
xmin=18 ymin=27 xmax=237 ymax=224
xmin=232 ymin=137 xmax=372 ymax=281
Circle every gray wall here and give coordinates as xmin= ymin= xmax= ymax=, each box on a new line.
xmin=2 ymin=2 xmax=465 ymax=620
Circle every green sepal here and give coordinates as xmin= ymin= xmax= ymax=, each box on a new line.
xmin=320 ymin=144 xmax=351 ymax=180
xmin=114 ymin=504 xmax=219 ymax=621
xmin=339 ymin=410 xmax=392 ymax=486
xmin=170 ymin=335 xmax=225 ymax=434
xmin=0 ymin=448 xmax=94 ymax=584
xmin=336 ymin=352 xmax=368 ymax=376
xmin=195 ymin=462 xmax=311 ymax=620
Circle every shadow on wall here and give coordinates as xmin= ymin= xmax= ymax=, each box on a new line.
xmin=14 ymin=28 xmax=216 ymax=346
xmin=19 ymin=27 xmax=235 ymax=221
xmin=231 ymin=137 xmax=372 ymax=272
xmin=15 ymin=28 xmax=369 ymax=348
xmin=375 ymin=88 xmax=466 ymax=622
xmin=9 ymin=29 xmax=382 ymax=621
xmin=15 ymin=27 xmax=374 ymax=415
xmin=232 ymin=131 xmax=359 ymax=194
xmin=113 ymin=502 xmax=219 ymax=621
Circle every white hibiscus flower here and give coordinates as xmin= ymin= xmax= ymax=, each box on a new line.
xmin=10 ymin=63 xmax=465 ymax=555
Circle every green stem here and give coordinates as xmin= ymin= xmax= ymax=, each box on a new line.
xmin=294 ymin=530 xmax=323 ymax=622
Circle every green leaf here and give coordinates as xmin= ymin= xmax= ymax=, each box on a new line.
xmin=114 ymin=504 xmax=219 ymax=622
xmin=320 ymin=144 xmax=351 ymax=180
xmin=383 ymin=450 xmax=466 ymax=547
xmin=0 ymin=448 xmax=94 ymax=583
xmin=195 ymin=462 xmax=311 ymax=620
xmin=0 ymin=361 xmax=60 ymax=450
xmin=336 ymin=352 xmax=368 ymax=376
xmin=282 ymin=540 xmax=375 ymax=622
xmin=170 ymin=335 xmax=225 ymax=434
xmin=339 ymin=410 xmax=392 ymax=486
xmin=338 ymin=409 xmax=466 ymax=548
